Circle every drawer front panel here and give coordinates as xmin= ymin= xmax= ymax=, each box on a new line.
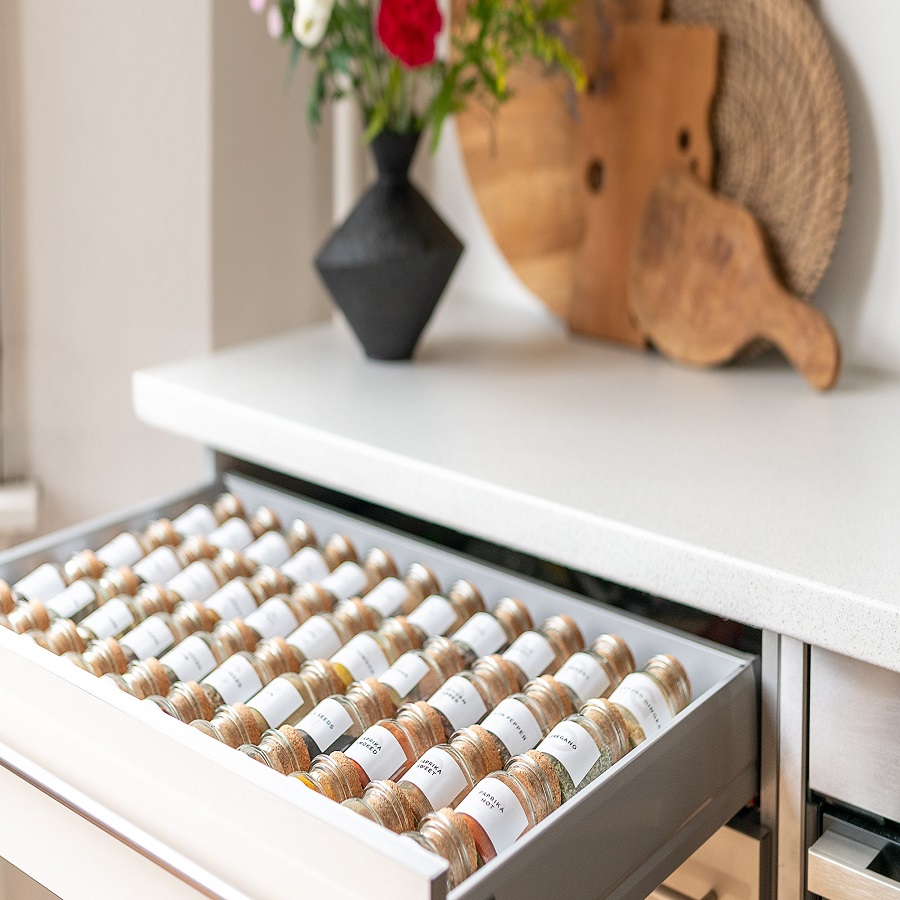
xmin=809 ymin=647 xmax=900 ymax=823
xmin=0 ymin=473 xmax=758 ymax=900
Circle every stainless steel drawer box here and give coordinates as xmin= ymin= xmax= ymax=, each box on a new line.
xmin=0 ymin=473 xmax=759 ymax=900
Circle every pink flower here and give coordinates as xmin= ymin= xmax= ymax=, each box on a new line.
xmin=267 ymin=5 xmax=285 ymax=37
xmin=249 ymin=0 xmax=267 ymax=12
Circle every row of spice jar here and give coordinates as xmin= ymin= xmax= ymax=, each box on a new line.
xmin=1 ymin=492 xmax=692 ymax=890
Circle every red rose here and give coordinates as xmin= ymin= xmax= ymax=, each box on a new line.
xmin=377 ymin=0 xmax=442 ymax=68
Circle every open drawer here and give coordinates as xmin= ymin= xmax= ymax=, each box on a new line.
xmin=0 ymin=472 xmax=758 ymax=900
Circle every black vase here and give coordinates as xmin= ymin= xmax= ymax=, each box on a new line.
xmin=314 ymin=131 xmax=464 ymax=361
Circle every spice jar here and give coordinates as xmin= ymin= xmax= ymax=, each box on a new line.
xmin=215 ymin=662 xmax=347 ymax=755
xmin=258 ymin=598 xmax=380 ymax=673
xmin=325 ymin=615 xmax=422 ymax=689
xmin=401 ymin=809 xmax=478 ymax=891
xmin=393 ymin=725 xmax=503 ymax=827
xmin=294 ymin=547 xmax=398 ymax=609
xmin=213 ymin=587 xmax=333 ymax=658
xmin=552 ymin=633 xmax=635 ymax=707
xmin=75 ymin=585 xmax=179 ymax=644
xmin=529 ymin=697 xmax=630 ymax=801
xmin=500 ymin=615 xmax=584 ymax=684
xmin=425 ymin=655 xmax=524 ymax=741
xmin=477 ymin=675 xmax=574 ymax=765
xmin=279 ymin=533 xmax=357 ymax=588
xmin=403 ymin=581 xmax=485 ymax=645
xmin=240 ymin=721 xmax=317 ymax=774
xmin=449 ymin=597 xmax=533 ymax=668
xmin=240 ymin=519 xmax=317 ymax=569
xmin=170 ymin=492 xmax=244 ymax=539
xmin=206 ymin=506 xmax=282 ymax=552
xmin=455 ymin=750 xmax=560 ymax=863
xmin=376 ymin=637 xmax=465 ymax=711
xmin=117 ymin=538 xmax=218 ymax=593
xmin=608 ymin=654 xmax=691 ymax=748
xmin=203 ymin=565 xmax=290 ymax=623
xmin=277 ymin=676 xmax=395 ymax=762
xmin=5 ymin=549 xmax=106 ymax=607
xmin=164 ymin=551 xmax=252 ymax=606
xmin=344 ymin=781 xmax=419 ymax=835
xmin=359 ymin=563 xmax=440 ymax=621
xmin=92 ymin=518 xmax=179 ymax=569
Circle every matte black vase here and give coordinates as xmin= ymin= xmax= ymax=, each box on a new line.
xmin=315 ymin=131 xmax=464 ymax=361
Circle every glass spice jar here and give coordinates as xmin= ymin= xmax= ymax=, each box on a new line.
xmin=170 ymin=492 xmax=244 ymax=539
xmin=449 ymin=597 xmax=533 ymax=668
xmin=500 ymin=615 xmax=585 ymax=685
xmin=402 ymin=581 xmax=485 ymax=646
xmin=529 ymin=697 xmax=630 ymax=801
xmin=552 ymin=633 xmax=635 ymax=707
xmin=359 ymin=563 xmax=440 ymax=621
xmin=477 ymin=674 xmax=574 ymax=765
xmin=115 ymin=537 xmax=218 ymax=594
xmin=279 ymin=533 xmax=357 ymax=589
xmin=5 ymin=549 xmax=107 ymax=607
xmin=325 ymin=615 xmax=423 ymax=689
xmin=203 ymin=565 xmax=290 ymax=624
xmin=240 ymin=721 xmax=316 ymax=775
xmin=206 ymin=506 xmax=282 ymax=552
xmin=293 ymin=548 xmax=398 ymax=610
xmin=401 ymin=809 xmax=478 ymax=891
xmin=392 ymin=725 xmax=503 ymax=827
xmin=343 ymin=780 xmax=419 ymax=835
xmin=425 ymin=655 xmax=524 ymax=741
xmin=92 ymin=518 xmax=179 ymax=570
xmin=375 ymin=636 xmax=466 ymax=712
xmin=75 ymin=585 xmax=179 ymax=645
xmin=608 ymin=654 xmax=692 ymax=748
xmin=455 ymin=749 xmax=561 ymax=863
xmin=317 ymin=700 xmax=446 ymax=797
xmin=239 ymin=519 xmax=317 ymax=570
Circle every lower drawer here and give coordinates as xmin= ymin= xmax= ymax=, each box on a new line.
xmin=0 ymin=473 xmax=758 ymax=900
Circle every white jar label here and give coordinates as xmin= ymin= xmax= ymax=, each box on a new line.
xmin=378 ymin=652 xmax=431 ymax=700
xmin=502 ymin=631 xmax=556 ymax=680
xmin=207 ymin=517 xmax=255 ymax=551
xmin=407 ymin=595 xmax=457 ymax=637
xmin=205 ymin=580 xmax=257 ymax=620
xmin=79 ymin=597 xmax=135 ymax=639
xmin=46 ymin=580 xmax=96 ymax=619
xmin=320 ymin=562 xmax=367 ymax=601
xmin=245 ymin=597 xmax=299 ymax=640
xmin=133 ymin=547 xmax=182 ymax=585
xmin=172 ymin=504 xmax=218 ymax=537
xmin=536 ymin=720 xmax=600 ymax=786
xmin=160 ymin=635 xmax=218 ymax=682
xmin=14 ymin=564 xmax=67 ymax=603
xmin=286 ymin=615 xmax=342 ymax=661
xmin=555 ymin=652 xmax=611 ymax=705
xmin=119 ymin=615 xmax=176 ymax=660
xmin=451 ymin=612 xmax=507 ymax=658
xmin=296 ymin=697 xmax=353 ymax=752
xmin=345 ymin=725 xmax=408 ymax=782
xmin=96 ymin=532 xmax=144 ymax=568
xmin=202 ymin=654 xmax=264 ymax=705
xmin=362 ymin=577 xmax=409 ymax=618
xmin=457 ymin=777 xmax=529 ymax=855
xmin=247 ymin=677 xmax=305 ymax=729
xmin=244 ymin=531 xmax=292 ymax=568
xmin=481 ymin=698 xmax=543 ymax=755
xmin=166 ymin=563 xmax=220 ymax=603
xmin=428 ymin=675 xmax=488 ymax=730
xmin=280 ymin=546 xmax=330 ymax=586
xmin=609 ymin=672 xmax=673 ymax=737
xmin=330 ymin=633 xmax=390 ymax=681
xmin=403 ymin=747 xmax=469 ymax=810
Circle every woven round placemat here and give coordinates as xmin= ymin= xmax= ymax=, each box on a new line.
xmin=667 ymin=0 xmax=850 ymax=300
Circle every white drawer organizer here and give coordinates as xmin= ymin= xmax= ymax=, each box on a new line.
xmin=0 ymin=473 xmax=757 ymax=900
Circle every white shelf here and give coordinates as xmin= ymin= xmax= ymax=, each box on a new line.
xmin=133 ymin=299 xmax=900 ymax=673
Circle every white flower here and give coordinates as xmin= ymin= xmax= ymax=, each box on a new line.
xmin=292 ymin=0 xmax=335 ymax=47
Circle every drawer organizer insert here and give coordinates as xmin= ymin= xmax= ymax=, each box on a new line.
xmin=0 ymin=473 xmax=758 ymax=900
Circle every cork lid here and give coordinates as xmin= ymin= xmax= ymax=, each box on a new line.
xmin=232 ymin=620 xmax=260 ymax=653
xmin=250 ymin=505 xmax=281 ymax=536
xmin=493 ymin=596 xmax=534 ymax=638
xmin=145 ymin=518 xmax=179 ymax=548
xmin=406 ymin=563 xmax=441 ymax=603
xmin=292 ymin=583 xmax=333 ymax=613
xmin=142 ymin=657 xmax=172 ymax=697
xmin=476 ymin=654 xmax=525 ymax=695
xmin=80 ymin=550 xmax=106 ymax=580
xmin=185 ymin=681 xmax=215 ymax=721
xmin=233 ymin=703 xmax=263 ymax=745
xmin=534 ymin=674 xmax=575 ymax=718
xmin=317 ymin=660 xmax=347 ymax=696
xmin=363 ymin=547 xmax=398 ymax=583
xmin=49 ymin=619 xmax=85 ymax=655
xmin=0 ymin=581 xmax=15 ymax=614
xmin=269 ymin=637 xmax=300 ymax=674
xmin=447 ymin=580 xmax=486 ymax=617
xmin=364 ymin=678 xmax=396 ymax=719
xmin=523 ymin=749 xmax=562 ymax=809
xmin=327 ymin=752 xmax=365 ymax=798
xmin=277 ymin=725 xmax=312 ymax=772
xmin=28 ymin=601 xmax=51 ymax=633
xmin=114 ymin=567 xmax=142 ymax=597
xmin=213 ymin=492 xmax=244 ymax=522
xmin=411 ymin=701 xmax=445 ymax=746
xmin=435 ymin=809 xmax=478 ymax=877
xmin=467 ymin=725 xmax=503 ymax=774
xmin=363 ymin=779 xmax=415 ymax=833
xmin=102 ymin=638 xmax=129 ymax=675
xmin=287 ymin=518 xmax=318 ymax=553
xmin=323 ymin=533 xmax=357 ymax=569
xmin=195 ymin=603 xmax=220 ymax=634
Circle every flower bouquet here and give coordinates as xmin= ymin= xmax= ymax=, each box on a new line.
xmin=251 ymin=0 xmax=583 ymax=359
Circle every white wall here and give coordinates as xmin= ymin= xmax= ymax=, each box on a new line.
xmin=421 ymin=2 xmax=900 ymax=374
xmin=0 ymin=0 xmax=332 ymax=538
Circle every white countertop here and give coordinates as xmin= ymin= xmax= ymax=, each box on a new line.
xmin=134 ymin=300 xmax=900 ymax=673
